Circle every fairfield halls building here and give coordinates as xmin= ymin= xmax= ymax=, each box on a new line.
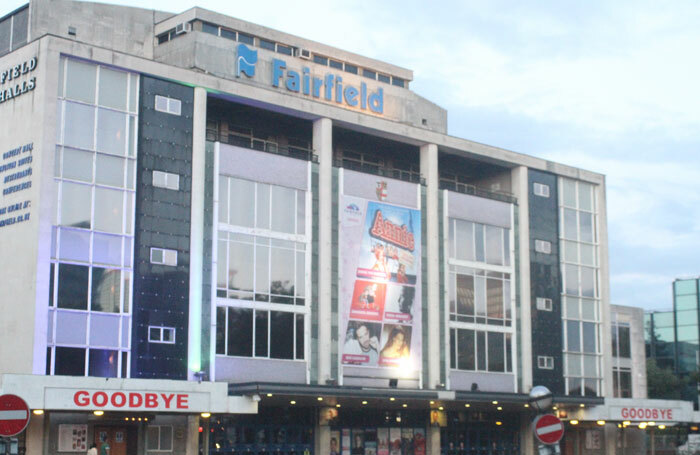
xmin=0 ymin=1 xmax=657 ymax=454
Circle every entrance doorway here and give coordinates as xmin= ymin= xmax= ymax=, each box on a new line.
xmin=94 ymin=426 xmax=127 ymax=455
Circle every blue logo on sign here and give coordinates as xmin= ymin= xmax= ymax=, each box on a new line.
xmin=236 ymin=44 xmax=257 ymax=78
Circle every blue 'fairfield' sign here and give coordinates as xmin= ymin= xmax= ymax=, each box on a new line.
xmin=235 ymin=44 xmax=383 ymax=114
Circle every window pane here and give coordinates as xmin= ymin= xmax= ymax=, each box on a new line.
xmin=54 ymin=347 xmax=86 ymax=376
xmin=580 ymin=244 xmax=595 ymax=266
xmin=581 ymin=298 xmax=595 ymax=320
xmin=270 ymin=245 xmax=294 ymax=303
xmin=65 ymin=59 xmax=96 ymax=104
xmin=474 ymin=276 xmax=486 ymax=317
xmin=582 ymin=322 xmax=596 ymax=353
xmin=563 ymin=209 xmax=577 ymax=241
xmin=271 ymin=185 xmax=296 ymax=234
xmin=583 ymin=355 xmax=597 ymax=377
xmin=457 ymin=329 xmax=474 ymax=370
xmin=57 ymin=264 xmax=89 ymax=310
xmin=62 ymin=147 xmax=93 ymax=182
xmin=566 ymin=353 xmax=581 ymax=376
xmin=128 ymin=75 xmax=138 ymax=113
xmin=485 ymin=226 xmax=503 ymax=265
xmin=146 ymin=427 xmax=159 ymax=451
xmin=217 ymin=239 xmax=227 ymax=289
xmin=270 ymin=311 xmax=294 ymax=359
xmin=581 ymin=267 xmax=595 ymax=297
xmin=505 ymin=333 xmax=512 ymax=372
xmin=296 ymin=190 xmax=306 ymax=235
xmin=216 ymin=307 xmax=226 ymax=354
xmin=229 ymin=178 xmax=255 ymax=227
xmin=579 ymin=212 xmax=593 ymax=243
xmin=228 ymin=240 xmax=254 ymax=294
xmin=0 ymin=17 xmax=8 ymax=55
xmin=563 ymin=240 xmax=578 ymax=264
xmin=88 ymin=349 xmax=118 ymax=377
xmin=94 ymin=187 xmax=123 ymax=233
xmin=59 ymin=228 xmax=90 ymax=262
xmin=255 ymin=310 xmax=268 ymax=357
xmin=562 ymin=179 xmax=576 ymax=207
xmin=255 ymin=243 xmax=269 ymax=298
xmin=61 ymin=182 xmax=92 ymax=228
xmin=456 ymin=274 xmax=474 ymax=317
xmin=159 ymin=426 xmax=172 ymax=451
xmin=97 ymin=108 xmax=127 ymax=155
xmin=578 ymin=183 xmax=593 ymax=211
xmin=565 ymin=264 xmax=579 ymax=295
xmin=567 ymin=320 xmax=580 ymax=352
xmin=487 ymin=332 xmax=504 ymax=372
xmin=618 ymin=326 xmax=631 ymax=358
xmin=455 ymin=220 xmax=474 ymax=261
xmin=476 ymin=331 xmax=486 ymax=370
xmin=98 ymin=67 xmax=128 ymax=110
xmin=122 ymin=271 xmax=131 ymax=313
xmin=675 ymin=280 xmax=697 ymax=295
xmin=93 ymin=233 xmax=122 ymax=265
xmin=64 ymin=102 xmax=95 ymax=149
xmin=96 ymin=154 xmax=125 ymax=187
xmin=227 ymin=308 xmax=253 ymax=357
xmin=676 ymin=294 xmax=697 ymax=310
xmin=486 ymin=278 xmax=504 ymax=320
xmin=474 ymin=224 xmax=484 ymax=262
xmin=565 ymin=296 xmax=580 ymax=319
xmin=295 ymin=314 xmax=304 ymax=360
xmin=256 ymin=183 xmax=270 ymax=229
xmin=218 ymin=177 xmax=228 ymax=224
xmin=296 ymin=250 xmax=305 ymax=299
xmin=91 ymin=268 xmax=121 ymax=312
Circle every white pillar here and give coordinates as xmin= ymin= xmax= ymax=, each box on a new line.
xmin=188 ymin=86 xmax=207 ymax=379
xmin=185 ymin=415 xmax=200 ymax=455
xmin=427 ymin=426 xmax=440 ymax=455
xmin=314 ymin=117 xmax=333 ymax=383
xmin=512 ymin=166 xmax=533 ymax=392
xmin=420 ymin=143 xmax=440 ymax=388
xmin=25 ymin=413 xmax=44 ymax=455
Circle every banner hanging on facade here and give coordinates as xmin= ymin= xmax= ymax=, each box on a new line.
xmin=339 ymin=194 xmax=421 ymax=374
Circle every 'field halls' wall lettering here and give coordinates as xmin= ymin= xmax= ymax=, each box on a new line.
xmin=0 ymin=143 xmax=33 ymax=229
xmin=0 ymin=57 xmax=37 ymax=104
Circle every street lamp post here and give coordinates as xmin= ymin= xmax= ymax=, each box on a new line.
xmin=529 ymin=386 xmax=562 ymax=455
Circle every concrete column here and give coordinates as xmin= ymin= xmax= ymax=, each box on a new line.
xmin=420 ymin=143 xmax=440 ymax=388
xmin=511 ymin=166 xmax=533 ymax=392
xmin=315 ymin=424 xmax=330 ymax=455
xmin=25 ymin=413 xmax=44 ymax=455
xmin=185 ymin=415 xmax=200 ymax=455
xmin=596 ymin=180 xmax=614 ymax=398
xmin=314 ymin=117 xmax=333 ymax=384
xmin=520 ymin=413 xmax=534 ymax=455
xmin=188 ymin=86 xmax=207 ymax=380
xmin=426 ymin=426 xmax=440 ymax=455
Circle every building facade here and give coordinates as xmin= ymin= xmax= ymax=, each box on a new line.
xmin=0 ymin=1 xmax=630 ymax=454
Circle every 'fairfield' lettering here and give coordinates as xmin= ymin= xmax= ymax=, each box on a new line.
xmin=272 ymin=59 xmax=383 ymax=114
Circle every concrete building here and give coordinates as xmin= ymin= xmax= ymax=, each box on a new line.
xmin=0 ymin=1 xmax=675 ymax=454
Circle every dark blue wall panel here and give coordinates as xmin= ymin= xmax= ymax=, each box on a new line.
xmin=131 ymin=76 xmax=194 ymax=379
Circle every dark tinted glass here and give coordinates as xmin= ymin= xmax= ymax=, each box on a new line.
xmin=260 ymin=39 xmax=275 ymax=51
xmin=88 ymin=349 xmax=118 ymax=377
xmin=227 ymin=308 xmax=253 ymax=356
xmin=55 ymin=347 xmax=85 ymax=376
xmin=392 ymin=77 xmax=405 ymax=88
xmin=618 ymin=326 xmax=631 ymax=358
xmin=221 ymin=28 xmax=236 ymax=41
xmin=313 ymin=55 xmax=328 ymax=65
xmin=277 ymin=44 xmax=292 ymax=55
xmin=216 ymin=307 xmax=226 ymax=354
xmin=329 ymin=60 xmax=343 ymax=70
xmin=255 ymin=310 xmax=269 ymax=357
xmin=487 ymin=332 xmax=504 ymax=372
xmin=295 ymin=314 xmax=304 ymax=360
xmin=457 ymin=329 xmax=474 ymax=370
xmin=344 ymin=63 xmax=358 ymax=74
xmin=238 ymin=33 xmax=254 ymax=45
xmin=270 ymin=311 xmax=293 ymax=359
xmin=202 ymin=22 xmax=219 ymax=36
xmin=57 ymin=263 xmax=89 ymax=310
xmin=377 ymin=74 xmax=390 ymax=83
xmin=362 ymin=69 xmax=376 ymax=79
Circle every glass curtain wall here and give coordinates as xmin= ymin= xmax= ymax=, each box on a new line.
xmin=48 ymin=57 xmax=138 ymax=377
xmin=559 ymin=178 xmax=603 ymax=396
xmin=215 ymin=176 xmax=308 ymax=361
xmin=446 ymin=217 xmax=515 ymax=375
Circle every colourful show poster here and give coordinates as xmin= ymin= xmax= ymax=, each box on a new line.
xmin=340 ymin=196 xmax=422 ymax=372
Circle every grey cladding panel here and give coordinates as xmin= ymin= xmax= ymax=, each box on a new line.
xmin=218 ymin=143 xmax=308 ymax=190
xmin=447 ymin=191 xmax=512 ymax=228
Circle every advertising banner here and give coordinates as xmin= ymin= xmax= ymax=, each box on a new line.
xmin=340 ymin=192 xmax=421 ymax=376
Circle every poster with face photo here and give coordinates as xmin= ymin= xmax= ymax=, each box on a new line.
xmin=340 ymin=194 xmax=421 ymax=374
xmin=377 ymin=428 xmax=389 ymax=455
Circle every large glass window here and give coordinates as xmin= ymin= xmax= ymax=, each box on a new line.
xmin=49 ymin=57 xmax=137 ymax=378
xmin=216 ymin=176 xmax=308 ymax=361
xmin=447 ymin=215 xmax=514 ymax=375
xmin=560 ymin=178 xmax=601 ymax=396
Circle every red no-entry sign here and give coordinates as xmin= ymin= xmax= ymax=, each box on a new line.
xmin=0 ymin=394 xmax=30 ymax=437
xmin=533 ymin=413 xmax=564 ymax=445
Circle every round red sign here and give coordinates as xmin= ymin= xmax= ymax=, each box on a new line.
xmin=0 ymin=394 xmax=31 ymax=437
xmin=533 ymin=413 xmax=564 ymax=445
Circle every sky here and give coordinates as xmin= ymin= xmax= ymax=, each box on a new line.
xmin=7 ymin=0 xmax=700 ymax=311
